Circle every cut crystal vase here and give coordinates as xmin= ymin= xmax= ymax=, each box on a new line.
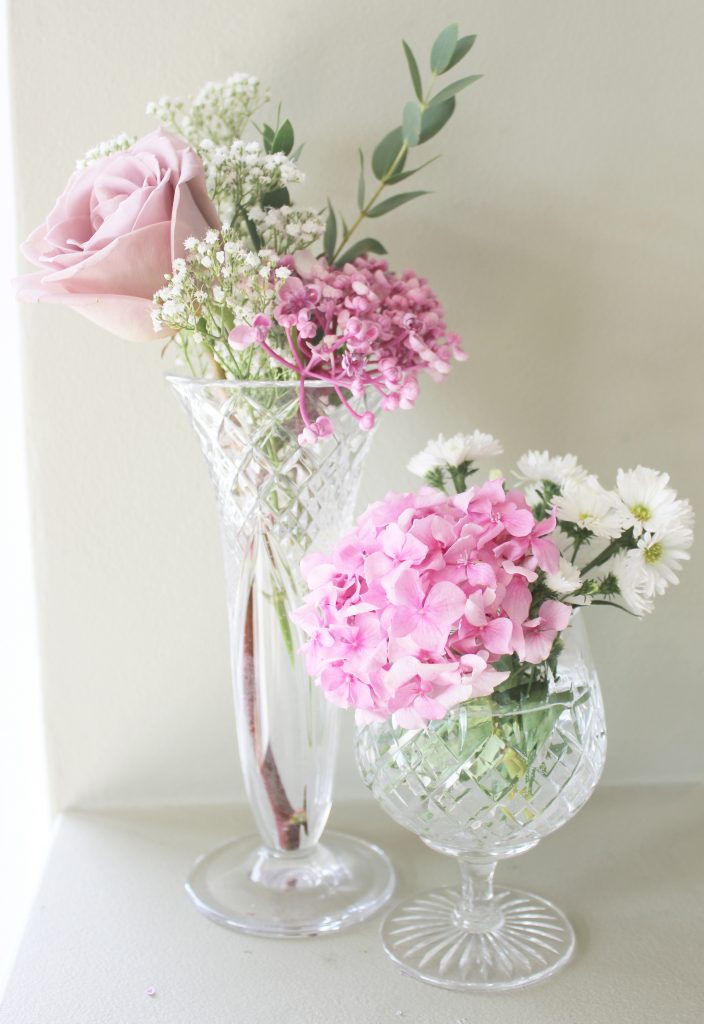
xmin=355 ymin=613 xmax=606 ymax=989
xmin=169 ymin=378 xmax=394 ymax=937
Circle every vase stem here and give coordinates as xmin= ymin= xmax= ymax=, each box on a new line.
xmin=454 ymin=856 xmax=501 ymax=931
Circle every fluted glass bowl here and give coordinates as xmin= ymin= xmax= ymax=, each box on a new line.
xmin=355 ymin=614 xmax=606 ymax=990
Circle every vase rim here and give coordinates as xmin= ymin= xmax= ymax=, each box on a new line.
xmin=165 ymin=374 xmax=350 ymax=392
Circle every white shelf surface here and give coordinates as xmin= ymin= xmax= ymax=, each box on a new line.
xmin=1 ymin=785 xmax=702 ymax=1024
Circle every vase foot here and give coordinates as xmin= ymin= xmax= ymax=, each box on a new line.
xmin=381 ymin=886 xmax=575 ymax=991
xmin=186 ymin=831 xmax=395 ymax=937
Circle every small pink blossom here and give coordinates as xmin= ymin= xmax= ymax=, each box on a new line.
xmin=257 ymin=253 xmax=464 ymax=446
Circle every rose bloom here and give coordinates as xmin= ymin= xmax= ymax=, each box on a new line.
xmin=15 ymin=128 xmax=219 ymax=342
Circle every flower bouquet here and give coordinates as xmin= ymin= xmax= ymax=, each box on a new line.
xmin=296 ymin=431 xmax=693 ymax=988
xmin=16 ymin=25 xmax=484 ymax=936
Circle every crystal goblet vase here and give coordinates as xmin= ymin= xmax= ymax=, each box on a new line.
xmin=170 ymin=378 xmax=394 ymax=937
xmin=355 ymin=614 xmax=606 ymax=990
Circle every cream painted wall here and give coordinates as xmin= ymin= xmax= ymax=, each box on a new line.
xmin=9 ymin=0 xmax=703 ymax=811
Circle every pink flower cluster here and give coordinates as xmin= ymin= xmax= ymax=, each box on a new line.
xmin=295 ymin=480 xmax=572 ymax=727
xmin=230 ymin=251 xmax=465 ymax=444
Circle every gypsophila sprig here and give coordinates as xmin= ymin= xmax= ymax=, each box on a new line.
xmin=201 ymin=140 xmax=305 ymax=226
xmin=153 ymin=227 xmax=294 ymax=380
xmin=147 ymin=74 xmax=268 ymax=149
xmin=249 ymin=205 xmax=325 ymax=253
xmin=76 ymin=133 xmax=136 ymax=169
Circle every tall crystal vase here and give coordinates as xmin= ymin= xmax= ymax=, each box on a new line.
xmin=169 ymin=378 xmax=394 ymax=936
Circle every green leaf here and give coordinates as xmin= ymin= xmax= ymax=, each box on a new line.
xmin=260 ymin=187 xmax=291 ymax=209
xmin=290 ymin=143 xmax=304 ymax=162
xmin=445 ymin=34 xmax=477 ymax=71
xmin=323 ymin=202 xmax=337 ymax=262
xmin=371 ymin=127 xmax=406 ymax=180
xmin=419 ymin=97 xmax=455 ymax=143
xmin=431 ymin=74 xmax=482 ymax=106
xmin=386 ymin=155 xmax=441 ymax=184
xmin=357 ymin=149 xmax=365 ymax=209
xmin=430 ymin=23 xmax=459 ymax=74
xmin=402 ymin=101 xmax=422 ymax=147
xmin=261 ymin=123 xmax=275 ymax=153
xmin=271 ymin=119 xmax=294 ymax=154
xmin=243 ymin=213 xmax=262 ymax=249
xmin=402 ymin=40 xmax=423 ymax=100
xmin=367 ymin=191 xmax=429 ymax=218
xmin=335 ymin=237 xmax=387 ymax=266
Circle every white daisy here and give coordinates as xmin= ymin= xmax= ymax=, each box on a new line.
xmin=515 ymin=450 xmax=588 ymax=488
xmin=633 ymin=523 xmax=694 ymax=597
xmin=554 ymin=476 xmax=627 ymax=540
xmin=546 ymin=557 xmax=583 ymax=596
xmin=407 ymin=431 xmax=503 ymax=478
xmin=514 ymin=450 xmax=588 ymax=505
xmin=607 ymin=550 xmax=654 ymax=616
xmin=615 ymin=466 xmax=693 ymax=537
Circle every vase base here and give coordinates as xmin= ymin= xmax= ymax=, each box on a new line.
xmin=186 ymin=831 xmax=395 ymax=938
xmin=381 ymin=886 xmax=575 ymax=991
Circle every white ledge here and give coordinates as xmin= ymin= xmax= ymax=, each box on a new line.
xmin=1 ymin=786 xmax=702 ymax=1023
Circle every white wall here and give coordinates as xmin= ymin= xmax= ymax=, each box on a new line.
xmin=9 ymin=0 xmax=704 ymax=812
xmin=1 ymin=0 xmax=49 ymax=985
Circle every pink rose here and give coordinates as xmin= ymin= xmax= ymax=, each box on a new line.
xmin=15 ymin=129 xmax=219 ymax=342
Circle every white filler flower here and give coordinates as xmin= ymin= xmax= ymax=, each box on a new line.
xmin=546 ymin=557 xmax=583 ymax=596
xmin=514 ymin=450 xmax=588 ymax=504
xmin=408 ymin=431 xmax=503 ymax=478
xmin=554 ymin=476 xmax=627 ymax=539
xmin=607 ymin=550 xmax=654 ymax=616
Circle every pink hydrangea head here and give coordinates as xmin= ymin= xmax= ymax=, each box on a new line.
xmin=296 ymin=480 xmax=571 ymax=726
xmin=270 ymin=253 xmax=464 ymax=446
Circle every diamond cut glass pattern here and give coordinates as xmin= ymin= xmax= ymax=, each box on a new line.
xmin=356 ymin=614 xmax=606 ymax=988
xmin=169 ymin=379 xmax=394 ymax=937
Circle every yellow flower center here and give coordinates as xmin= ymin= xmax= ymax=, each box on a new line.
xmin=644 ymin=542 xmax=663 ymax=565
xmin=631 ymin=503 xmax=651 ymax=523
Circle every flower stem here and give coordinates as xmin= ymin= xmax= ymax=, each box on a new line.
xmin=243 ymin=577 xmax=302 ymax=850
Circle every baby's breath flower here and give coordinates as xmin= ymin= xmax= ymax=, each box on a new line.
xmin=147 ymin=73 xmax=268 ymax=149
xmin=76 ymin=132 xmax=135 ymax=169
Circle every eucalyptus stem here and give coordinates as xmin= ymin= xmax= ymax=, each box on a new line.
xmin=332 ymin=74 xmax=438 ymax=261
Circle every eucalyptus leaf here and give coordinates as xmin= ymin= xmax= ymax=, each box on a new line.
xmin=402 ymin=101 xmax=422 ymax=147
xmin=261 ymin=123 xmax=275 ymax=153
xmin=335 ymin=237 xmax=388 ymax=266
xmin=386 ymin=154 xmax=441 ymax=184
xmin=431 ymin=74 xmax=482 ymax=106
xmin=261 ymin=187 xmax=291 ymax=209
xmin=430 ymin=23 xmax=459 ymax=74
xmin=323 ymin=202 xmax=337 ymax=262
xmin=419 ymin=97 xmax=455 ymax=143
xmin=402 ymin=40 xmax=423 ymax=100
xmin=367 ymin=190 xmax=429 ymax=218
xmin=371 ymin=127 xmax=406 ymax=180
xmin=445 ymin=33 xmax=477 ymax=72
xmin=243 ymin=213 xmax=262 ymax=249
xmin=271 ymin=119 xmax=294 ymax=154
xmin=357 ymin=149 xmax=365 ymax=209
